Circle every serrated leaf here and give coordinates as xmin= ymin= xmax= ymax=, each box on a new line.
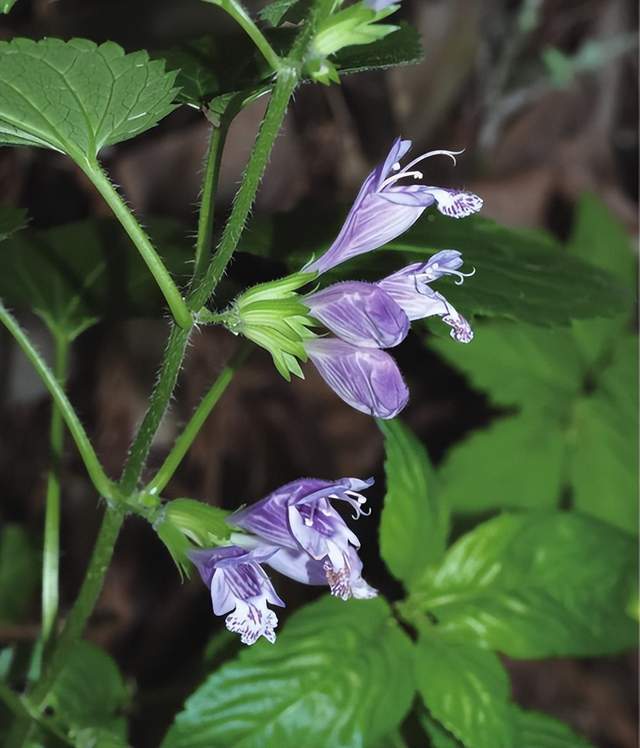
xmin=0 ymin=204 xmax=26 ymax=241
xmin=162 ymin=596 xmax=414 ymax=748
xmin=45 ymin=641 xmax=128 ymax=736
xmin=513 ymin=708 xmax=595 ymax=748
xmin=0 ymin=38 xmax=178 ymax=158
xmin=438 ymin=412 xmax=565 ymax=513
xmin=378 ymin=419 xmax=448 ymax=587
xmin=0 ymin=525 xmax=39 ymax=624
xmin=415 ymin=635 xmax=513 ymax=748
xmin=412 ymin=512 xmax=637 ymax=657
xmin=0 ymin=218 xmax=192 ymax=337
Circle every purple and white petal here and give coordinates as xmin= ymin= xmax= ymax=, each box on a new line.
xmin=305 ymin=337 xmax=409 ymax=419
xmin=305 ymin=139 xmax=482 ymax=275
xmin=306 ymin=281 xmax=409 ymax=348
xmin=189 ymin=546 xmax=285 ymax=645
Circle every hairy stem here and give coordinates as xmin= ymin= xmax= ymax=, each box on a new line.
xmin=41 ymin=332 xmax=70 ymax=646
xmin=146 ymin=343 xmax=251 ymax=496
xmin=203 ymin=0 xmax=282 ymax=71
xmin=192 ymin=121 xmax=230 ymax=287
xmin=0 ymin=304 xmax=117 ymax=502
xmin=81 ymin=161 xmax=192 ymax=329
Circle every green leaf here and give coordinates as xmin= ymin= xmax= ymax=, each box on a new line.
xmin=513 ymin=708 xmax=595 ymax=748
xmin=415 ymin=635 xmax=513 ymax=748
xmin=419 ymin=714 xmax=462 ymax=748
xmin=569 ymin=335 xmax=638 ymax=533
xmin=1 ymin=0 xmax=19 ymax=13
xmin=378 ymin=419 xmax=448 ymax=587
xmin=431 ymin=322 xmax=583 ymax=409
xmin=158 ymin=23 xmax=422 ymax=108
xmin=0 ymin=218 xmax=192 ymax=338
xmin=388 ymin=213 xmax=629 ymax=325
xmin=438 ymin=413 xmax=565 ymax=513
xmin=0 ymin=38 xmax=178 ymax=158
xmin=45 ymin=640 xmax=128 ymax=737
xmin=0 ymin=204 xmax=26 ymax=241
xmin=162 ymin=596 xmax=414 ymax=748
xmin=259 ymin=0 xmax=310 ymax=26
xmin=411 ymin=512 xmax=637 ymax=657
xmin=0 ymin=525 xmax=39 ymax=624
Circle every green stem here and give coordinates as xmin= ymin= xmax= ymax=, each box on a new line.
xmin=204 ymin=0 xmax=282 ymax=71
xmin=0 ymin=303 xmax=117 ymax=502
xmin=192 ymin=121 xmax=229 ymax=286
xmin=31 ymin=509 xmax=125 ymax=710
xmin=119 ymin=325 xmax=191 ymax=492
xmin=80 ymin=161 xmax=192 ymax=330
xmin=191 ymin=66 xmax=299 ymax=311
xmin=41 ymin=332 xmax=70 ymax=646
xmin=0 ymin=683 xmax=73 ymax=747
xmin=146 ymin=344 xmax=250 ymax=496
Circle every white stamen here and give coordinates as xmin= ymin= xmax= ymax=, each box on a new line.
xmin=304 ymin=518 xmax=313 ymax=527
xmin=392 ymin=162 xmax=401 ymax=171
xmin=379 ymin=169 xmax=424 ymax=190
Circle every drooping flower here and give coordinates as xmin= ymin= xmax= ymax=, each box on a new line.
xmin=305 ymin=338 xmax=409 ymax=418
xmin=230 ymin=478 xmax=378 ymax=601
xmin=189 ymin=546 xmax=284 ymax=645
xmin=305 ymin=138 xmax=483 ymax=275
xmin=305 ymin=281 xmax=409 ymax=348
xmin=378 ymin=250 xmax=475 ymax=343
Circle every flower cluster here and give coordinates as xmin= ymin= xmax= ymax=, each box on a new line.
xmin=300 ymin=138 xmax=481 ymax=418
xmin=189 ymin=477 xmax=375 ymax=645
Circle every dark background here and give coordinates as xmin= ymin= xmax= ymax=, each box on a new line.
xmin=0 ymin=1 xmax=638 ymax=746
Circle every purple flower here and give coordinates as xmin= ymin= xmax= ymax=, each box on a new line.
xmin=305 ymin=138 xmax=482 ymax=275
xmin=231 ymin=478 xmax=378 ymax=601
xmin=305 ymin=337 xmax=409 ymax=418
xmin=378 ymin=250 xmax=475 ymax=343
xmin=305 ymin=281 xmax=409 ymax=348
xmin=189 ymin=546 xmax=284 ymax=645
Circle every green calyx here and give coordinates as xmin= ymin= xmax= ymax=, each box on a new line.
xmin=309 ymin=3 xmax=400 ymax=62
xmin=155 ymin=498 xmax=232 ymax=577
xmin=209 ymin=272 xmax=319 ymax=381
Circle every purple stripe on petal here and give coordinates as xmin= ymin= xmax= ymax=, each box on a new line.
xmin=306 ymin=281 xmax=409 ymax=349
xmin=306 ymin=338 xmax=409 ymax=419
xmin=421 ymin=187 xmax=483 ymax=218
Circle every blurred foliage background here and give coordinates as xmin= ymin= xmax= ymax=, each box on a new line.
xmin=0 ymin=1 xmax=637 ymax=746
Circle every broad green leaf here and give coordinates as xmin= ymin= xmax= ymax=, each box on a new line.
xmin=431 ymin=322 xmax=583 ymax=409
xmin=159 ymin=24 xmax=422 ymax=107
xmin=412 ymin=512 xmax=637 ymax=657
xmin=0 ymin=39 xmax=178 ymax=158
xmin=162 ymin=596 xmax=414 ymax=748
xmin=0 ymin=524 xmax=39 ymax=624
xmin=45 ymin=640 xmax=128 ymax=738
xmin=0 ymin=204 xmax=26 ymax=241
xmin=388 ymin=213 xmax=629 ymax=325
xmin=0 ymin=218 xmax=192 ymax=337
xmin=569 ymin=334 xmax=638 ymax=533
xmin=438 ymin=413 xmax=565 ymax=512
xmin=378 ymin=419 xmax=448 ymax=587
xmin=513 ymin=708 xmax=595 ymax=748
xmin=415 ymin=635 xmax=513 ymax=748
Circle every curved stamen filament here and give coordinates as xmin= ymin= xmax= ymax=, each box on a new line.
xmin=399 ymin=148 xmax=465 ymax=175
xmin=418 ymin=265 xmax=476 ymax=286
